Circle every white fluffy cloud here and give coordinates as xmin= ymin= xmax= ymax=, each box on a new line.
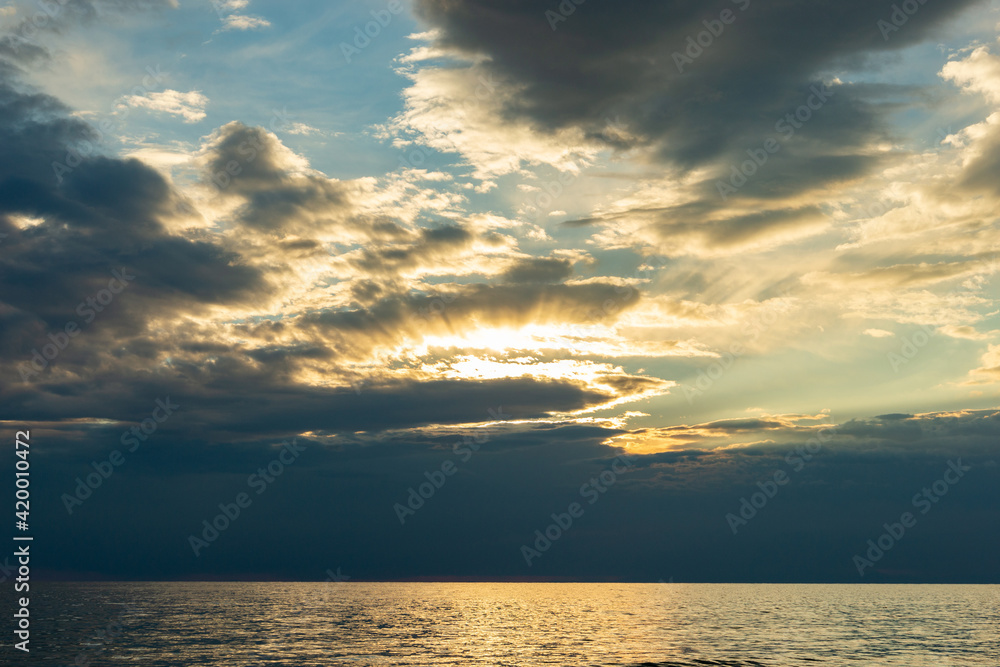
xmin=941 ymin=46 xmax=1000 ymax=103
xmin=386 ymin=56 xmax=602 ymax=179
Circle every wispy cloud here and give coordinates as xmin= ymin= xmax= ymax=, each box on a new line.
xmin=211 ymin=0 xmax=271 ymax=32
xmin=219 ymin=14 xmax=271 ymax=31
xmin=120 ymin=89 xmax=209 ymax=123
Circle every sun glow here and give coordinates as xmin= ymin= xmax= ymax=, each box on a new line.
xmin=409 ymin=323 xmax=713 ymax=358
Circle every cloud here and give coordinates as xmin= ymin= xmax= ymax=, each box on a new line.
xmin=25 ymin=404 xmax=1000 ymax=581
xmin=0 ymin=59 xmax=684 ymax=439
xmin=409 ymin=0 xmax=977 ymax=174
xmin=583 ymin=201 xmax=832 ymax=258
xmin=386 ymin=63 xmax=598 ymax=178
xmin=502 ymin=257 xmax=573 ymax=284
xmin=803 ymin=261 xmax=985 ymax=290
xmin=219 ymin=14 xmax=271 ymax=31
xmin=195 ymin=122 xmax=476 ymax=281
xmin=952 ymin=111 xmax=1000 ymax=197
xmin=864 ymin=328 xmax=895 ymax=338
xmin=211 ymin=0 xmax=270 ymax=32
xmin=120 ymin=89 xmax=208 ymax=123
xmin=393 ymin=0 xmax=994 ymax=279
xmin=941 ymin=46 xmax=1000 ymax=104
xmin=0 ymin=55 xmax=266 ymax=390
xmin=966 ymin=344 xmax=1000 ymax=383
xmin=2 ymin=0 xmax=999 ymax=585
xmin=284 ymin=122 xmax=323 ymax=136
xmin=939 ymin=324 xmax=996 ymax=341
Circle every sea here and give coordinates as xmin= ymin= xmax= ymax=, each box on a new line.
xmin=4 ymin=583 xmax=998 ymax=665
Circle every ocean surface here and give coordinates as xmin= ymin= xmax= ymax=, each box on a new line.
xmin=4 ymin=583 xmax=998 ymax=666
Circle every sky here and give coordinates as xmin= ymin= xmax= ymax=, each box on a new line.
xmin=0 ymin=0 xmax=998 ymax=583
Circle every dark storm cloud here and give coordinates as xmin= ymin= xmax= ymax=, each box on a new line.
xmin=712 ymin=152 xmax=885 ymax=201
xmin=414 ymin=0 xmax=980 ymax=190
xmin=2 ymin=276 xmax=661 ymax=442
xmin=191 ymin=377 xmax=613 ymax=436
xmin=502 ymin=257 xmax=573 ymax=284
xmin=0 ymin=162 xmax=265 ymax=364
xmin=2 ymin=369 xmax=616 ymax=435
xmin=0 ymin=48 xmax=657 ymax=444
xmin=20 ymin=408 xmax=999 ymax=582
xmin=203 ymin=122 xmax=409 ymax=241
xmin=0 ymin=55 xmax=266 ymax=377
xmin=1 ymin=0 xmax=995 ymax=588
